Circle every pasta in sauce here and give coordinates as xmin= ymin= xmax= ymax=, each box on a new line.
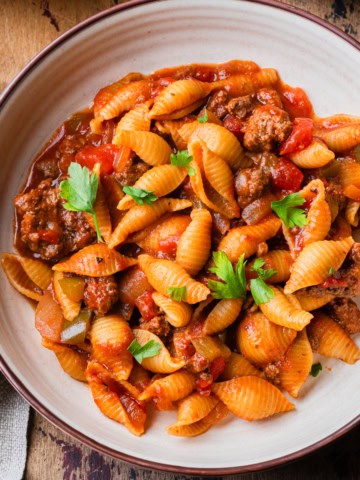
xmin=2 ymin=60 xmax=360 ymax=437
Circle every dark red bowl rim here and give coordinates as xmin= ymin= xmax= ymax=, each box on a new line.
xmin=1 ymin=0 xmax=359 ymax=475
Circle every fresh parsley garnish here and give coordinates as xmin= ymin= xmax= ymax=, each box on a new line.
xmin=198 ymin=108 xmax=208 ymax=123
xmin=271 ymin=192 xmax=309 ymax=228
xmin=250 ymin=258 xmax=277 ymax=305
xmin=123 ymin=186 xmax=158 ymax=206
xmin=167 ymin=286 xmax=187 ymax=302
xmin=310 ymin=362 xmax=322 ymax=377
xmin=329 ymin=267 xmax=335 ymax=275
xmin=170 ymin=150 xmax=195 ymax=176
xmin=208 ymin=252 xmax=247 ymax=300
xmin=60 ymin=162 xmax=103 ymax=242
xmin=127 ymin=339 xmax=161 ymax=364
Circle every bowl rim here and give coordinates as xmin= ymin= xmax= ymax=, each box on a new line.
xmin=0 ymin=0 xmax=359 ymax=475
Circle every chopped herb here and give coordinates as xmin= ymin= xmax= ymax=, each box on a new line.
xmin=197 ymin=108 xmax=208 ymax=123
xmin=123 ymin=185 xmax=158 ymax=206
xmin=167 ymin=286 xmax=187 ymax=302
xmin=310 ymin=362 xmax=323 ymax=377
xmin=271 ymin=192 xmax=309 ymax=228
xmin=250 ymin=257 xmax=277 ymax=305
xmin=127 ymin=339 xmax=161 ymax=364
xmin=208 ymin=252 xmax=247 ymax=300
xmin=59 ymin=162 xmax=103 ymax=242
xmin=170 ymin=150 xmax=195 ymax=176
xmin=329 ymin=266 xmax=335 ymax=275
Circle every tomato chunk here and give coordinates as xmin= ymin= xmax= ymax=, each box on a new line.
xmin=75 ymin=144 xmax=122 ymax=174
xmin=279 ymin=118 xmax=313 ymax=155
xmin=135 ymin=290 xmax=159 ymax=321
xmin=209 ymin=356 xmax=226 ymax=381
xmin=270 ymin=157 xmax=304 ymax=191
xmin=158 ymin=234 xmax=181 ymax=254
xmin=280 ymin=84 xmax=313 ymax=119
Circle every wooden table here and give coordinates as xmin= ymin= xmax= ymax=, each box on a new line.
xmin=1 ymin=1 xmax=360 ymax=478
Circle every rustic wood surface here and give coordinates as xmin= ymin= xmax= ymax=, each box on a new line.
xmin=1 ymin=0 xmax=360 ymax=479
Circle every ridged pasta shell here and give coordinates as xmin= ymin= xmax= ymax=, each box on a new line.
xmin=203 ymin=298 xmax=243 ymax=335
xmin=53 ymin=243 xmax=137 ymax=276
xmin=300 ymin=179 xmax=331 ymax=247
xmin=109 ymin=198 xmax=192 ymax=248
xmin=113 ymin=130 xmax=172 ymax=166
xmin=176 ymin=393 xmax=219 ymax=425
xmin=117 ymin=165 xmax=188 ymax=210
xmin=176 ymin=209 xmax=212 ymax=275
xmin=216 ymin=68 xmax=279 ymax=96
xmin=128 ymin=363 xmax=151 ymax=392
xmin=217 ymin=215 xmax=281 ymax=262
xmin=220 ymin=352 xmax=262 ymax=381
xmin=155 ymin=118 xmax=194 ymax=151
xmin=152 ymin=292 xmax=192 ymax=328
xmin=317 ymin=124 xmax=360 ymax=152
xmin=1 ymin=253 xmax=44 ymax=302
xmin=289 ymin=138 xmax=335 ymax=168
xmin=314 ymin=114 xmax=360 ymax=129
xmin=247 ymin=250 xmax=293 ymax=284
xmin=284 ymin=237 xmax=354 ymax=294
xmin=138 ymin=254 xmax=210 ymax=304
xmin=112 ymin=102 xmax=151 ymax=144
xmin=345 ymin=200 xmax=360 ymax=227
xmin=91 ymin=349 xmax=133 ymax=382
xmin=339 ymin=161 xmax=360 ymax=190
xmin=212 ymin=376 xmax=295 ymax=421
xmin=53 ymin=271 xmax=81 ymax=321
xmin=307 ymin=312 xmax=360 ymax=364
xmin=279 ymin=329 xmax=313 ymax=398
xmin=43 ymin=339 xmax=88 ymax=382
xmin=295 ymin=293 xmax=335 ymax=311
xmin=90 ymin=315 xmax=133 ymax=355
xmin=237 ymin=312 xmax=297 ymax=367
xmin=139 ymin=371 xmax=195 ymax=402
xmin=179 ymin=122 xmax=245 ymax=170
xmin=133 ymin=329 xmax=185 ymax=373
xmin=259 ymin=286 xmax=313 ymax=331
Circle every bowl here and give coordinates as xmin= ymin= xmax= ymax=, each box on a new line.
xmin=0 ymin=0 xmax=359 ymax=475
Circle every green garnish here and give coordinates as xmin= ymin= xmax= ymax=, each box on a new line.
xmin=123 ymin=186 xmax=158 ymax=206
xmin=59 ymin=162 xmax=103 ymax=242
xmin=197 ymin=108 xmax=208 ymax=123
xmin=250 ymin=258 xmax=277 ymax=305
xmin=310 ymin=362 xmax=323 ymax=377
xmin=271 ymin=192 xmax=309 ymax=228
xmin=170 ymin=150 xmax=195 ymax=176
xmin=208 ymin=252 xmax=247 ymax=300
xmin=329 ymin=267 xmax=335 ymax=275
xmin=127 ymin=339 xmax=161 ymax=364
xmin=167 ymin=286 xmax=187 ymax=302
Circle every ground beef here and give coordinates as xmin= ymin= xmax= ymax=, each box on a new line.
xmin=206 ymin=89 xmax=229 ymax=119
xmin=263 ymin=363 xmax=281 ymax=385
xmin=325 ymin=179 xmax=346 ymax=219
xmin=139 ymin=314 xmax=171 ymax=338
xmin=114 ymin=157 xmax=150 ymax=187
xmin=243 ymin=105 xmax=292 ymax=152
xmin=256 ymin=88 xmax=283 ymax=108
xmin=83 ymin=275 xmax=119 ymax=315
xmin=326 ymin=298 xmax=360 ymax=334
xmin=234 ymin=167 xmax=270 ymax=208
xmin=227 ymin=94 xmax=254 ymax=119
xmin=14 ymin=179 xmax=95 ymax=261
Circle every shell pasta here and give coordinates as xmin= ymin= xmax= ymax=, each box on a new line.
xmin=2 ymin=60 xmax=360 ymax=438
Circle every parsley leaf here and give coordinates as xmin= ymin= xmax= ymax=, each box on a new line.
xmin=208 ymin=252 xmax=247 ymax=299
xmin=127 ymin=339 xmax=161 ymax=364
xmin=271 ymin=192 xmax=309 ymax=228
xmin=167 ymin=286 xmax=187 ymax=302
xmin=60 ymin=162 xmax=103 ymax=242
xmin=123 ymin=186 xmax=158 ymax=206
xmin=310 ymin=362 xmax=323 ymax=377
xmin=329 ymin=266 xmax=335 ymax=275
xmin=250 ymin=257 xmax=277 ymax=305
xmin=197 ymin=108 xmax=208 ymax=123
xmin=170 ymin=150 xmax=195 ymax=176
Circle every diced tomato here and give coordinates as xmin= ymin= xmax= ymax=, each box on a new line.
xmin=134 ymin=290 xmax=159 ymax=321
xmin=195 ymin=373 xmax=213 ymax=396
xmin=158 ymin=234 xmax=181 ymax=254
xmin=223 ymin=115 xmax=244 ymax=141
xmin=209 ymin=357 xmax=226 ymax=381
xmin=75 ymin=144 xmax=122 ymax=174
xmin=280 ymin=84 xmax=313 ymax=119
xmin=38 ymin=229 xmax=61 ymax=244
xmin=193 ymin=67 xmax=218 ymax=83
xmin=270 ymin=157 xmax=304 ymax=191
xmin=279 ymin=118 xmax=314 ymax=155
xmin=320 ymin=277 xmax=348 ymax=289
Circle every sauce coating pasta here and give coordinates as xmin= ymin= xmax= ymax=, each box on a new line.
xmin=3 ymin=59 xmax=360 ymax=437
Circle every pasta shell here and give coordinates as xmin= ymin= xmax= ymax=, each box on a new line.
xmin=343 ymin=185 xmax=360 ymax=202
xmin=220 ymin=352 xmax=262 ymax=381
xmin=284 ymin=237 xmax=354 ymax=294
xmin=307 ymin=312 xmax=360 ymax=364
xmin=90 ymin=315 xmax=133 ymax=355
xmin=133 ymin=329 xmax=185 ymax=373
xmin=117 ymin=165 xmax=188 ymax=210
xmin=155 ymin=117 xmax=194 ymax=151
xmin=212 ymin=376 xmax=294 ymax=421
xmin=152 ymin=292 xmax=192 ymax=328
xmin=203 ymin=298 xmax=243 ymax=335
xmin=339 ymin=161 xmax=360 ymax=190
xmin=237 ymin=312 xmax=297 ymax=367
xmin=216 ymin=68 xmax=279 ymax=96
xmin=217 ymin=215 xmax=281 ymax=262
xmin=176 ymin=209 xmax=212 ymax=275
xmin=279 ymin=329 xmax=313 ymax=398
xmin=247 ymin=250 xmax=293 ymax=284
xmin=91 ymin=349 xmax=133 ymax=382
xmin=259 ymin=286 xmax=313 ymax=331
xmin=109 ymin=198 xmax=192 ymax=248
xmin=345 ymin=200 xmax=360 ymax=227
xmin=139 ymin=371 xmax=195 ymax=402
xmin=314 ymin=114 xmax=360 ymax=129
xmin=295 ymin=292 xmax=335 ymax=311
xmin=300 ymin=179 xmax=331 ymax=247
xmin=113 ymin=130 xmax=172 ymax=166
xmin=14 ymin=255 xmax=51 ymax=290
xmin=176 ymin=393 xmax=219 ymax=425
xmin=128 ymin=363 xmax=151 ymax=392
xmin=317 ymin=124 xmax=360 ymax=152
xmin=1 ymin=253 xmax=44 ymax=302
xmin=289 ymin=138 xmax=335 ymax=168
xmin=179 ymin=122 xmax=245 ymax=170
xmin=53 ymin=243 xmax=137 ymax=276
xmin=53 ymin=271 xmax=82 ymax=321
xmin=112 ymin=102 xmax=151 ymax=144
xmin=138 ymin=254 xmax=210 ymax=304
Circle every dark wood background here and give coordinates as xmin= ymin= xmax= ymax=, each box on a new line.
xmin=1 ymin=1 xmax=359 ymax=478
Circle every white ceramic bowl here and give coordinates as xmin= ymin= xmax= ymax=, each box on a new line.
xmin=0 ymin=0 xmax=359 ymax=474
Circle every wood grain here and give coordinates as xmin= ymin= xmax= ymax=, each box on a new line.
xmin=0 ymin=1 xmax=359 ymax=479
